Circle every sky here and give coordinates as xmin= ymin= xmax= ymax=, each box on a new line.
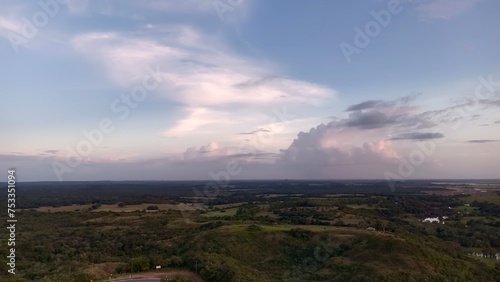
xmin=1 ymin=0 xmax=500 ymax=182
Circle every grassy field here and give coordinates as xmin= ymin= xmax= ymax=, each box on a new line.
xmin=202 ymin=207 xmax=238 ymax=217
xmin=463 ymin=194 xmax=500 ymax=204
xmin=212 ymin=202 xmax=246 ymax=209
xmin=455 ymin=205 xmax=479 ymax=212
xmin=33 ymin=204 xmax=92 ymax=212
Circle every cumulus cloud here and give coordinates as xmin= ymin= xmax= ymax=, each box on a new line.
xmin=183 ymin=142 xmax=227 ymax=160
xmin=278 ymin=135 xmax=399 ymax=178
xmin=277 ymin=113 xmax=401 ymax=178
xmin=273 ymin=94 xmax=471 ymax=178
xmin=280 ymin=139 xmax=398 ymax=167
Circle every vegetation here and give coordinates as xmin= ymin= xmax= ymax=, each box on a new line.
xmin=0 ymin=180 xmax=499 ymax=281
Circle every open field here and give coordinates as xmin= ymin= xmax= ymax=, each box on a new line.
xmin=463 ymin=194 xmax=500 ymax=205
xmin=202 ymin=207 xmax=238 ymax=217
xmin=33 ymin=204 xmax=92 ymax=212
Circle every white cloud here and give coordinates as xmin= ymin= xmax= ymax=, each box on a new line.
xmin=0 ymin=16 xmax=22 ymax=37
xmin=163 ymin=107 xmax=246 ymax=137
xmin=279 ymin=120 xmax=400 ymax=167
xmin=183 ymin=142 xmax=227 ymax=160
xmin=72 ymin=25 xmax=336 ymax=139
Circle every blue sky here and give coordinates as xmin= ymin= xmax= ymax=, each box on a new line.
xmin=1 ymin=0 xmax=499 ymax=181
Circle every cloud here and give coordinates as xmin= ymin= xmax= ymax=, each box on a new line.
xmin=345 ymin=94 xmax=421 ymax=112
xmin=415 ymin=0 xmax=481 ymax=20
xmin=183 ymin=142 xmax=227 ymax=161
xmin=73 ymin=26 xmax=336 ymax=138
xmin=467 ymin=140 xmax=500 ymax=143
xmin=274 ymin=94 xmax=480 ymax=178
xmin=480 ymin=99 xmax=500 ymax=107
xmin=280 ymin=139 xmax=398 ymax=167
xmin=278 ymin=136 xmax=399 ymax=178
xmin=495 ymin=121 xmax=500 ymax=124
xmin=234 ymin=76 xmax=280 ymax=88
xmin=72 ymin=27 xmax=335 ymax=105
xmin=345 ymin=110 xmax=403 ymax=129
xmin=276 ymin=111 xmax=402 ymax=178
xmin=389 ymin=132 xmax=445 ymax=140
xmin=416 ymin=93 xmax=500 ymax=126
xmin=0 ymin=16 xmax=22 ymax=38
xmin=345 ymin=100 xmax=388 ymax=112
xmin=181 ymin=142 xmax=277 ymax=165
xmin=44 ymin=150 xmax=60 ymax=154
xmin=343 ymin=103 xmax=430 ymax=131
xmin=341 ymin=95 xmax=431 ymax=130
xmin=163 ymin=107 xmax=235 ymax=137
xmin=239 ymin=128 xmax=271 ymax=135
